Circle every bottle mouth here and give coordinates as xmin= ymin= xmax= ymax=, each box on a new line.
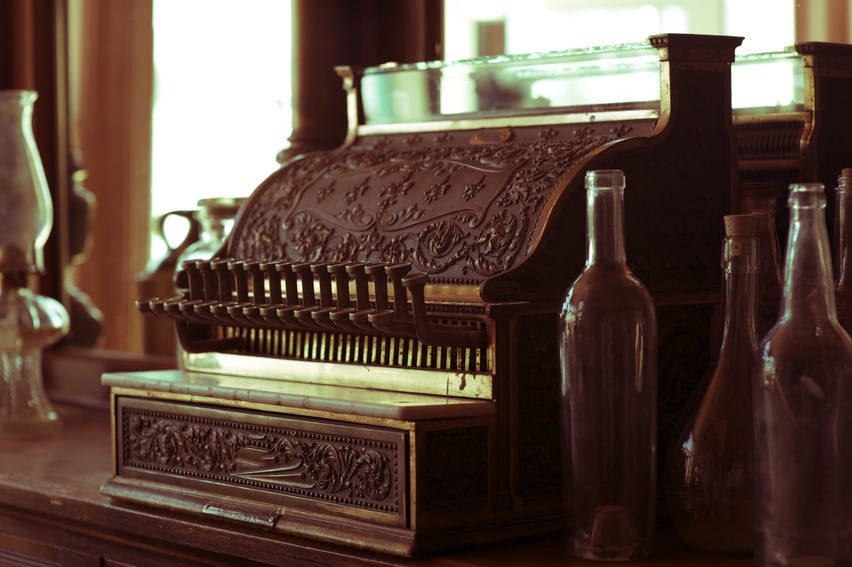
xmin=197 ymin=197 xmax=247 ymax=221
xmin=788 ymin=183 xmax=826 ymax=209
xmin=585 ymin=169 xmax=626 ymax=190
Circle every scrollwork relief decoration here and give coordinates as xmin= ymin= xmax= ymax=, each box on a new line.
xmin=124 ymin=409 xmax=397 ymax=510
xmin=229 ymin=126 xmax=622 ymax=285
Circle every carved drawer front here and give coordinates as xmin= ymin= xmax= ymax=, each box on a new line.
xmin=114 ymin=397 xmax=408 ymax=527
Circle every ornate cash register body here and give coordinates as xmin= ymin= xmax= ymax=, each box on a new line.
xmin=102 ymin=35 xmax=852 ymax=556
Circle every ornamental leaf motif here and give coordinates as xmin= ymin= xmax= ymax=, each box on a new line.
xmin=344 ymin=177 xmax=371 ymax=205
xmin=462 ymin=175 xmax=487 ymax=201
xmin=378 ymin=234 xmax=413 ymax=264
xmin=468 ymin=209 xmax=522 ymax=276
xmin=316 ymin=180 xmax=335 ymax=202
xmin=296 ymin=441 xmax=392 ymax=500
xmin=324 ymin=231 xmax=361 ymax=263
xmin=291 ymin=214 xmax=333 ymax=261
xmin=128 ymin=415 xmax=246 ymax=474
xmin=425 ymin=175 xmax=452 ymax=203
xmin=378 ymin=177 xmax=414 ymax=210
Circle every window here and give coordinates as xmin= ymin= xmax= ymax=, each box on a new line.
xmin=444 ymin=0 xmax=795 ymax=60
xmin=441 ymin=2 xmax=802 ymax=128
xmin=150 ymin=0 xmax=292 ymax=259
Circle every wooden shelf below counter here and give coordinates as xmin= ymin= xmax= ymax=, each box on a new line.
xmin=0 ymin=404 xmax=753 ymax=566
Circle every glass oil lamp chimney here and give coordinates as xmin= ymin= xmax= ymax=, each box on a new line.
xmin=0 ymin=90 xmax=70 ymax=438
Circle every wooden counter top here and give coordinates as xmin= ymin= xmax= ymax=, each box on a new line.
xmin=0 ymin=403 xmax=754 ymax=566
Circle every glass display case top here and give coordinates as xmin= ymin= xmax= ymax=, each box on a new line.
xmin=359 ymin=41 xmax=661 ymax=126
xmin=354 ymin=40 xmax=805 ymax=128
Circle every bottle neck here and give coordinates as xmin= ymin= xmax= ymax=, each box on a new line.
xmin=752 ymin=210 xmax=783 ymax=292
xmin=835 ymin=179 xmax=852 ymax=291
xmin=586 ymin=186 xmax=626 ymax=266
xmin=198 ymin=214 xmax=230 ymax=243
xmin=721 ymin=236 xmax=758 ymax=344
xmin=782 ymin=188 xmax=837 ymax=321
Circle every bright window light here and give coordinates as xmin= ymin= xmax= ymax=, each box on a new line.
xmin=150 ymin=0 xmax=292 ymax=259
xmin=444 ymin=0 xmax=794 ymax=59
xmin=148 ymin=0 xmax=795 ymax=259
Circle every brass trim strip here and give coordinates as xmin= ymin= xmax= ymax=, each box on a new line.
xmin=109 ymin=386 xmax=422 ymax=429
xmin=184 ymin=350 xmax=494 ymax=400
xmin=356 ymin=108 xmax=660 ymax=137
xmin=732 ymin=110 xmax=809 ymax=124
xmin=105 ymin=367 xmax=496 ymax=421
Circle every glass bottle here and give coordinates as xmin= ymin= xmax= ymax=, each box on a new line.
xmin=173 ymin=197 xmax=245 ymax=306
xmin=665 ymin=213 xmax=758 ymax=553
xmin=176 ymin=197 xmax=245 ymax=270
xmin=833 ymin=168 xmax=852 ymax=334
xmin=752 ymin=183 xmax=852 ymax=566
xmin=173 ymin=197 xmax=244 ymax=366
xmin=136 ymin=209 xmax=199 ymax=357
xmin=559 ymin=169 xmax=657 ymax=561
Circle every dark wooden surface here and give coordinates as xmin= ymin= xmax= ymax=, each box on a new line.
xmin=0 ymin=403 xmax=754 ymax=566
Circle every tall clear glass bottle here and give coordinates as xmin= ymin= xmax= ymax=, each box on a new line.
xmin=559 ymin=169 xmax=657 ymax=561
xmin=833 ymin=168 xmax=852 ymax=334
xmin=752 ymin=183 xmax=852 ymax=566
xmin=666 ymin=214 xmax=758 ymax=553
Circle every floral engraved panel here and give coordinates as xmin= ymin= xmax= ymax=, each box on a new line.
xmin=121 ymin=407 xmax=400 ymax=512
xmin=229 ymin=128 xmax=620 ymax=285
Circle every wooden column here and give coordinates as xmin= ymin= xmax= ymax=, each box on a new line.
xmin=286 ymin=0 xmax=443 ymax=159
xmin=72 ymin=0 xmax=153 ymax=352
xmin=796 ymin=0 xmax=851 ymax=43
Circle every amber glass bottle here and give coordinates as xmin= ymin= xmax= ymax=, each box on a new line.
xmin=559 ymin=169 xmax=657 ymax=561
xmin=741 ymin=197 xmax=782 ymax=338
xmin=752 ymin=183 xmax=852 ymax=566
xmin=665 ymin=214 xmax=758 ymax=553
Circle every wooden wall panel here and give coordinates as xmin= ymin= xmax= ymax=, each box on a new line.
xmin=73 ymin=0 xmax=153 ymax=352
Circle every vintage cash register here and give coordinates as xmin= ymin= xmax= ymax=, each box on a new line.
xmin=102 ymin=34 xmax=745 ymax=556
